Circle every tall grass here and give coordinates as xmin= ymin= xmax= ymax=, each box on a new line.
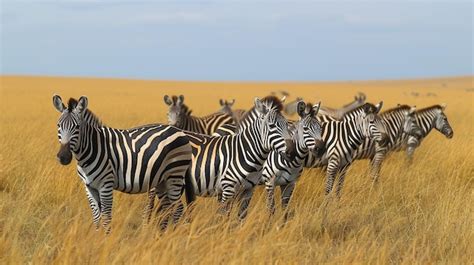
xmin=1 ymin=76 xmax=473 ymax=264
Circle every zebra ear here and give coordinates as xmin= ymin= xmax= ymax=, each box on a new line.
xmin=296 ymin=101 xmax=306 ymax=118
xmin=254 ymin=97 xmax=268 ymax=115
xmin=53 ymin=94 xmax=65 ymax=112
xmin=75 ymin=96 xmax=88 ymax=114
xmin=219 ymin=99 xmax=225 ymax=106
xmin=313 ymin=101 xmax=321 ymax=115
xmin=177 ymin=95 xmax=184 ymax=105
xmin=441 ymin=103 xmax=447 ymax=110
xmin=409 ymin=106 xmax=416 ymax=115
xmin=374 ymin=101 xmax=383 ymax=114
xmin=357 ymin=92 xmax=366 ymax=102
xmin=280 ymin=96 xmax=286 ymax=104
xmin=164 ymin=95 xmax=173 ymax=106
xmin=230 ymin=99 xmax=235 ymax=106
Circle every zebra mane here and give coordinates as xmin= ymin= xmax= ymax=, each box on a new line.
xmin=382 ymin=105 xmax=411 ymax=114
xmin=417 ymin=105 xmax=443 ymax=113
xmin=67 ymin=98 xmax=103 ymax=128
xmin=259 ymin=95 xmax=284 ymax=112
xmin=345 ymin=102 xmax=377 ymax=115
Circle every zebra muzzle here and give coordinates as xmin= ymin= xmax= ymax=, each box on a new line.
xmin=57 ymin=143 xmax=72 ymax=165
xmin=312 ymin=140 xmax=326 ymax=158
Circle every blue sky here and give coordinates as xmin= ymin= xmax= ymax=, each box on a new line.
xmin=1 ymin=0 xmax=472 ymax=81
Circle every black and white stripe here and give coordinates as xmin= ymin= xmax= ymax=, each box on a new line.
xmin=405 ymin=104 xmax=453 ymax=160
xmin=305 ymin=102 xmax=387 ymax=197
xmin=350 ymin=105 xmax=423 ymax=181
xmin=261 ymin=101 xmax=325 ymax=214
xmin=184 ymin=96 xmax=292 ymax=219
xmin=164 ymin=95 xmax=234 ymax=135
xmin=53 ymin=95 xmax=194 ymax=233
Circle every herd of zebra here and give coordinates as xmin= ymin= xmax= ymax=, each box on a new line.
xmin=52 ymin=92 xmax=453 ymax=233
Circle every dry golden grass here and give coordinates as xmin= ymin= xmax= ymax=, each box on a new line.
xmin=0 ymin=75 xmax=473 ymax=264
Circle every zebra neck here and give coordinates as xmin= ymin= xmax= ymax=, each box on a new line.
xmin=345 ymin=120 xmax=364 ymax=147
xmin=416 ymin=111 xmax=435 ymax=138
xmin=236 ymin=119 xmax=268 ymax=163
xmin=180 ymin=114 xmax=206 ymax=134
xmin=73 ymin=123 xmax=106 ymax=167
xmin=293 ymin=131 xmax=309 ymax=161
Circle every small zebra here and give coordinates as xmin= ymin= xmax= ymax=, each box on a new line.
xmin=164 ymin=95 xmax=234 ymax=135
xmin=405 ymin=104 xmax=453 ymax=160
xmin=219 ymin=99 xmax=247 ymax=124
xmin=53 ymin=95 xmax=194 ymax=233
xmin=261 ymin=101 xmax=325 ymax=214
xmin=185 ymin=96 xmax=292 ymax=219
xmin=318 ymin=92 xmax=366 ymax=119
xmin=350 ymin=104 xmax=423 ymax=182
xmin=283 ymin=97 xmax=303 ymax=116
xmin=305 ymin=102 xmax=387 ymax=197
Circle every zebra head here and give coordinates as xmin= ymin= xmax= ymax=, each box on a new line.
xmin=255 ymin=96 xmax=294 ymax=161
xmin=360 ymin=102 xmax=389 ymax=146
xmin=355 ymin=92 xmax=366 ymax=104
xmin=403 ymin=106 xmax=423 ymax=138
xmin=219 ymin=99 xmax=235 ymax=115
xmin=53 ymin=95 xmax=88 ymax=165
xmin=164 ymin=95 xmax=188 ymax=127
xmin=434 ymin=104 xmax=453 ymax=138
xmin=296 ymin=101 xmax=325 ymax=157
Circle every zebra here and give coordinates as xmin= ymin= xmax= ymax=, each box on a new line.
xmin=304 ymin=102 xmax=388 ymax=197
xmin=184 ymin=96 xmax=293 ymax=219
xmin=318 ymin=92 xmax=366 ymax=119
xmin=405 ymin=104 xmax=453 ymax=161
xmin=261 ymin=101 xmax=325 ymax=214
xmin=349 ymin=104 xmax=423 ymax=182
xmin=283 ymin=97 xmax=303 ymax=116
xmin=164 ymin=95 xmax=234 ymax=135
xmin=53 ymin=95 xmax=194 ymax=233
xmin=219 ymin=99 xmax=247 ymax=124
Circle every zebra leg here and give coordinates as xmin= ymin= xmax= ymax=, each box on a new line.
xmin=335 ymin=164 xmax=350 ymax=198
xmin=85 ymin=185 xmax=101 ymax=231
xmin=237 ymin=186 xmax=254 ymax=220
xmin=370 ymin=149 xmax=386 ymax=183
xmin=98 ymin=182 xmax=114 ymax=234
xmin=280 ymin=182 xmax=296 ymax=221
xmin=166 ymin=175 xmax=186 ymax=225
xmin=265 ymin=180 xmax=276 ymax=215
xmin=280 ymin=182 xmax=295 ymax=210
xmin=143 ymin=188 xmax=157 ymax=225
xmin=155 ymin=186 xmax=172 ymax=231
xmin=262 ymin=169 xmax=276 ymax=215
xmin=219 ymin=179 xmax=237 ymax=215
xmin=325 ymin=158 xmax=340 ymax=195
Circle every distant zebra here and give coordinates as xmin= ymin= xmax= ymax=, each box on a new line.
xmin=184 ymin=96 xmax=292 ymax=219
xmin=283 ymin=97 xmax=303 ymax=116
xmin=219 ymin=99 xmax=247 ymax=124
xmin=53 ymin=95 xmax=194 ymax=233
xmin=405 ymin=104 xmax=453 ymax=160
xmin=318 ymin=92 xmax=366 ymax=119
xmin=349 ymin=105 xmax=423 ymax=182
xmin=305 ymin=102 xmax=387 ymax=197
xmin=164 ymin=95 xmax=234 ymax=135
xmin=261 ymin=101 xmax=325 ymax=214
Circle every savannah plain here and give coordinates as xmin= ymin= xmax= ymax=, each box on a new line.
xmin=0 ymin=75 xmax=473 ymax=264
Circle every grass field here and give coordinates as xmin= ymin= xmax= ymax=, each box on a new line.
xmin=1 ymin=75 xmax=473 ymax=264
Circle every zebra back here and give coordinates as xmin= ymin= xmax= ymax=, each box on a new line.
xmin=164 ymin=95 xmax=234 ymax=135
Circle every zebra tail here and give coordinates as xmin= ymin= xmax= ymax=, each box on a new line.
xmin=184 ymin=169 xmax=196 ymax=205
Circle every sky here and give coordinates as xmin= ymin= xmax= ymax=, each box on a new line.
xmin=1 ymin=0 xmax=472 ymax=81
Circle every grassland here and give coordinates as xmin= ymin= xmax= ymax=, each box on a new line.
xmin=0 ymin=75 xmax=473 ymax=264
